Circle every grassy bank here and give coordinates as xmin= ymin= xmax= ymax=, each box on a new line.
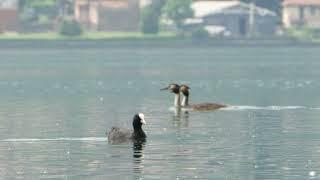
xmin=0 ymin=32 xmax=175 ymax=40
xmin=286 ymin=28 xmax=320 ymax=43
xmin=1 ymin=30 xmax=319 ymax=42
xmin=0 ymin=31 xmax=318 ymax=48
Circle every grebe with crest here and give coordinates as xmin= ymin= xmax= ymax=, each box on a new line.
xmin=179 ymin=84 xmax=226 ymax=111
xmin=160 ymin=83 xmax=181 ymax=108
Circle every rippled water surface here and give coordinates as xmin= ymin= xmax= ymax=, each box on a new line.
xmin=1 ymin=46 xmax=320 ymax=179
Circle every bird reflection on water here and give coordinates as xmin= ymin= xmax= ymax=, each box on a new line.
xmin=172 ymin=109 xmax=190 ymax=128
xmin=132 ymin=139 xmax=146 ymax=175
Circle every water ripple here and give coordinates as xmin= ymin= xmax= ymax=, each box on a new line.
xmin=222 ymin=105 xmax=308 ymax=111
xmin=2 ymin=137 xmax=107 ymax=142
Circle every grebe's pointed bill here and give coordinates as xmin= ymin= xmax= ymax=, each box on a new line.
xmin=160 ymin=86 xmax=169 ymax=91
xmin=160 ymin=83 xmax=180 ymax=92
xmin=138 ymin=113 xmax=146 ymax=125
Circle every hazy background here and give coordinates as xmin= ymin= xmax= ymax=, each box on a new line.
xmin=1 ymin=0 xmax=320 ymax=179
xmin=0 ymin=0 xmax=318 ymax=41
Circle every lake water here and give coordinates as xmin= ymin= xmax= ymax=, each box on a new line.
xmin=0 ymin=45 xmax=320 ymax=179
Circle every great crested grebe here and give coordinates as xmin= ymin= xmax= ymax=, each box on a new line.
xmin=107 ymin=113 xmax=146 ymax=144
xmin=179 ymin=84 xmax=227 ymax=111
xmin=160 ymin=83 xmax=181 ymax=107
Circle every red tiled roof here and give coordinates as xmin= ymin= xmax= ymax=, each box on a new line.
xmin=283 ymin=0 xmax=320 ymax=6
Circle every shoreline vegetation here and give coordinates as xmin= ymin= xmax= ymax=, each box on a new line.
xmin=0 ymin=31 xmax=319 ymax=48
xmin=286 ymin=28 xmax=320 ymax=43
xmin=0 ymin=32 xmax=176 ymax=40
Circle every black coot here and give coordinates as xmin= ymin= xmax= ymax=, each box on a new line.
xmin=107 ymin=113 xmax=146 ymax=144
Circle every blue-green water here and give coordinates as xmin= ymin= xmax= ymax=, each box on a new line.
xmin=0 ymin=46 xmax=320 ymax=179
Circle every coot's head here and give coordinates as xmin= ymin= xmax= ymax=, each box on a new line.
xmin=160 ymin=83 xmax=180 ymax=94
xmin=180 ymin=84 xmax=190 ymax=97
xmin=133 ymin=113 xmax=146 ymax=130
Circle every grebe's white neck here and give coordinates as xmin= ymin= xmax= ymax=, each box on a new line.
xmin=181 ymin=94 xmax=189 ymax=106
xmin=174 ymin=93 xmax=181 ymax=107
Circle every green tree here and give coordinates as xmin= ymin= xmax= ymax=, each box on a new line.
xmin=141 ymin=5 xmax=160 ymax=34
xmin=141 ymin=0 xmax=165 ymax=34
xmin=59 ymin=19 xmax=83 ymax=36
xmin=163 ymin=0 xmax=194 ymax=34
xmin=19 ymin=0 xmax=57 ymax=24
xmin=19 ymin=0 xmax=75 ymax=32
xmin=57 ymin=0 xmax=74 ymax=17
xmin=28 ymin=0 xmax=57 ymax=17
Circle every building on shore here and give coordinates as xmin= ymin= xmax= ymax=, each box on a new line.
xmin=283 ymin=0 xmax=320 ymax=28
xmin=0 ymin=0 xmax=19 ymax=33
xmin=190 ymin=1 xmax=278 ymax=37
xmin=74 ymin=0 xmax=140 ymax=31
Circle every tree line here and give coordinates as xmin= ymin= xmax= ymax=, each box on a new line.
xmin=17 ymin=0 xmax=283 ymax=36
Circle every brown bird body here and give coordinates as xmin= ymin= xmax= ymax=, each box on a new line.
xmin=182 ymin=103 xmax=227 ymax=111
xmin=179 ymin=84 xmax=227 ymax=111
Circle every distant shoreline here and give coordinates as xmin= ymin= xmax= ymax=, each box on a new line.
xmin=0 ymin=37 xmax=318 ymax=49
